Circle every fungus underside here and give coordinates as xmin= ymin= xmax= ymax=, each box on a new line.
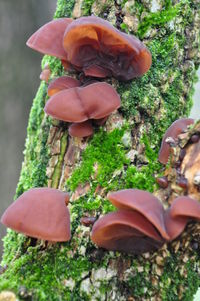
xmin=0 ymin=0 xmax=200 ymax=299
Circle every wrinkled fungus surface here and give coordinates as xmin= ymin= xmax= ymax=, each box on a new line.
xmin=1 ymin=188 xmax=71 ymax=242
xmin=27 ymin=16 xmax=151 ymax=80
xmin=63 ymin=16 xmax=152 ymax=80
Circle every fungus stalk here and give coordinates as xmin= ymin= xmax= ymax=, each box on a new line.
xmin=0 ymin=0 xmax=200 ymax=300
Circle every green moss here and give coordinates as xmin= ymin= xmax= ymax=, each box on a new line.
xmin=0 ymin=245 xmax=92 ymax=301
xmin=54 ymin=0 xmax=75 ymax=18
xmin=160 ymin=257 xmax=200 ymax=301
xmin=138 ymin=3 xmax=180 ymax=38
xmin=15 ymin=82 xmax=50 ymax=199
xmin=82 ymin=0 xmax=95 ymax=16
xmin=67 ymin=127 xmax=129 ymax=191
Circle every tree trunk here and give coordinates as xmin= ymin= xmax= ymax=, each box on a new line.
xmin=0 ymin=0 xmax=200 ymax=300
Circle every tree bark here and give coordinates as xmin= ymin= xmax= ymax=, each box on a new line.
xmin=0 ymin=0 xmax=200 ymax=300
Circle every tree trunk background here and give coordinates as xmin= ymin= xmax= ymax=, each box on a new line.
xmin=0 ymin=0 xmax=200 ymax=300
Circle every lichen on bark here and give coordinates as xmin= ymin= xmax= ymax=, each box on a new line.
xmin=0 ymin=0 xmax=200 ymax=300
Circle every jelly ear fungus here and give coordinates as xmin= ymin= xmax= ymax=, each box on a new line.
xmin=1 ymin=188 xmax=71 ymax=242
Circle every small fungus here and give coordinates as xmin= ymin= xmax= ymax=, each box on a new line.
xmin=170 ymin=196 xmax=200 ymax=219
xmin=63 ymin=16 xmax=152 ymax=80
xmin=164 ymin=196 xmax=200 ymax=240
xmin=68 ymin=120 xmax=93 ymax=138
xmin=47 ymin=76 xmax=81 ymax=96
xmin=1 ymin=188 xmax=71 ymax=242
xmin=158 ymin=118 xmax=194 ymax=164
xmin=44 ymin=82 xmax=120 ymax=123
xmin=80 ymin=216 xmax=96 ymax=227
xmin=156 ymin=176 xmax=168 ymax=188
xmin=91 ymin=210 xmax=164 ymax=254
xmin=40 ymin=64 xmax=51 ymax=83
xmin=26 ymin=18 xmax=72 ymax=60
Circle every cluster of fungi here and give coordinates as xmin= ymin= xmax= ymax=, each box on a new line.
xmin=1 ymin=16 xmax=200 ymax=255
xmin=26 ymin=16 xmax=151 ymax=137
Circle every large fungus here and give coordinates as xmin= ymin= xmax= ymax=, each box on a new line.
xmin=47 ymin=76 xmax=81 ymax=96
xmin=26 ymin=18 xmax=72 ymax=60
xmin=1 ymin=188 xmax=71 ymax=242
xmin=91 ymin=210 xmax=164 ymax=254
xmin=27 ymin=16 xmax=151 ymax=81
xmin=108 ymin=189 xmax=169 ymax=240
xmin=158 ymin=118 xmax=194 ymax=164
xmin=44 ymin=82 xmax=120 ymax=123
xmin=63 ymin=16 xmax=152 ymax=80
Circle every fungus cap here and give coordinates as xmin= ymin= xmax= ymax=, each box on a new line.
xmin=47 ymin=76 xmax=81 ymax=96
xmin=1 ymin=188 xmax=71 ymax=242
xmin=44 ymin=82 xmax=121 ymax=122
xmin=68 ymin=120 xmax=93 ymax=137
xmin=164 ymin=210 xmax=188 ymax=241
xmin=91 ymin=210 xmax=164 ymax=254
xmin=63 ymin=16 xmax=152 ymax=80
xmin=164 ymin=196 xmax=200 ymax=240
xmin=170 ymin=196 xmax=200 ymax=219
xmin=107 ymin=189 xmax=169 ymax=240
xmin=158 ymin=118 xmax=194 ymax=164
xmin=26 ymin=18 xmax=72 ymax=60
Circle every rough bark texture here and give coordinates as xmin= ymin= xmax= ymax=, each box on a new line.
xmin=0 ymin=0 xmax=200 ymax=300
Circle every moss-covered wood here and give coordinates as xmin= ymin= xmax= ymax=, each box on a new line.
xmin=0 ymin=0 xmax=200 ymax=300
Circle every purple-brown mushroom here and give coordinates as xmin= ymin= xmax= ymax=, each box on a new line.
xmin=164 ymin=196 xmax=200 ymax=240
xmin=108 ymin=189 xmax=169 ymax=240
xmin=40 ymin=64 xmax=51 ymax=83
xmin=27 ymin=16 xmax=151 ymax=81
xmin=47 ymin=76 xmax=81 ymax=96
xmin=158 ymin=118 xmax=194 ymax=164
xmin=91 ymin=210 xmax=164 ymax=254
xmin=44 ymin=82 xmax=120 ymax=123
xmin=68 ymin=120 xmax=93 ymax=138
xmin=63 ymin=16 xmax=152 ymax=80
xmin=1 ymin=188 xmax=71 ymax=242
xmin=26 ymin=18 xmax=72 ymax=60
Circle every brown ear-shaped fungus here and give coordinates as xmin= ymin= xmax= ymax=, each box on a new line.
xmin=27 ymin=18 xmax=72 ymax=60
xmin=68 ymin=120 xmax=93 ymax=137
xmin=164 ymin=196 xmax=200 ymax=240
xmin=83 ymin=65 xmax=111 ymax=78
xmin=1 ymin=188 xmax=71 ymax=242
xmin=91 ymin=210 xmax=164 ymax=254
xmin=108 ymin=189 xmax=169 ymax=240
xmin=158 ymin=118 xmax=194 ymax=164
xmin=93 ymin=116 xmax=109 ymax=126
xmin=47 ymin=76 xmax=81 ymax=96
xmin=44 ymin=82 xmax=120 ymax=122
xmin=164 ymin=210 xmax=188 ymax=241
xmin=170 ymin=196 xmax=200 ymax=220
xmin=63 ymin=16 xmax=152 ymax=81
